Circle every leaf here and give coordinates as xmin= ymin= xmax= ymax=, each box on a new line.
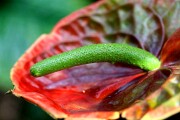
xmin=121 ymin=29 xmax=180 ymax=120
xmin=122 ymin=72 xmax=180 ymax=120
xmin=160 ymin=28 xmax=180 ymax=66
xmin=10 ymin=0 xmax=180 ymax=119
xmin=53 ymin=0 xmax=165 ymax=56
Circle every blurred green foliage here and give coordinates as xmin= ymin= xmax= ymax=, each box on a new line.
xmin=0 ymin=0 xmax=94 ymax=91
xmin=0 ymin=0 xmax=94 ymax=120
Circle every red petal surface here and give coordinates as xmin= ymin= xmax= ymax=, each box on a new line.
xmin=121 ymin=28 xmax=180 ymax=119
xmin=160 ymin=28 xmax=180 ymax=66
xmin=10 ymin=0 xmax=178 ymax=119
xmin=122 ymin=68 xmax=180 ymax=120
xmin=10 ymin=32 xmax=170 ymax=118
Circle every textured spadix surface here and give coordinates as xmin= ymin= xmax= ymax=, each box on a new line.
xmin=11 ymin=0 xmax=180 ymax=119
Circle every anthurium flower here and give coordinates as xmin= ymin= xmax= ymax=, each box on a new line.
xmin=10 ymin=0 xmax=180 ymax=120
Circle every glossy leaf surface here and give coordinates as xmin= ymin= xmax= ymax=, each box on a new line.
xmin=11 ymin=0 xmax=180 ymax=119
xmin=122 ymin=28 xmax=180 ymax=120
